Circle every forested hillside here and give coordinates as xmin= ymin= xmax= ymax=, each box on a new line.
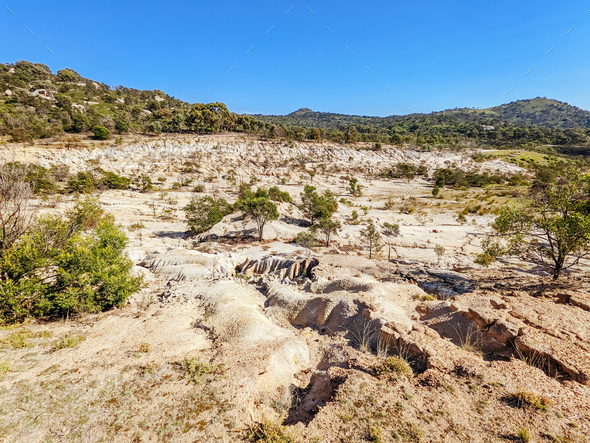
xmin=0 ymin=61 xmax=268 ymax=142
xmin=1 ymin=61 xmax=590 ymax=157
xmin=255 ymin=98 xmax=590 ymax=155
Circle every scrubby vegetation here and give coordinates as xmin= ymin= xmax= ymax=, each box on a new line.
xmin=477 ymin=163 xmax=590 ymax=278
xmin=4 ymin=61 xmax=590 ymax=160
xmin=0 ymin=161 xmax=142 ymax=324
xmin=0 ymin=61 xmax=269 ymax=141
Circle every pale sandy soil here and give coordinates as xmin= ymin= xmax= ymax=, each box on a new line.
xmin=0 ymin=135 xmax=589 ymax=443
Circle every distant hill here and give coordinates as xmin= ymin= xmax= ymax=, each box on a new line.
xmin=0 ymin=60 xmax=267 ymax=142
xmin=256 ymin=98 xmax=590 ymax=130
xmin=488 ymin=98 xmax=590 ymax=128
xmin=1 ymin=61 xmax=589 ymax=155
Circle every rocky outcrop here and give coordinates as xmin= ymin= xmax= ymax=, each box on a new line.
xmin=450 ymin=290 xmax=590 ymax=385
xmin=237 ymin=256 xmax=319 ymax=280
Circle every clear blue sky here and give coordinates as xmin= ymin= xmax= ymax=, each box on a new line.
xmin=2 ymin=0 xmax=590 ymax=116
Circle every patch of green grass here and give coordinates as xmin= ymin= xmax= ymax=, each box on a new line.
xmin=505 ymin=390 xmax=552 ymax=411
xmin=516 ymin=426 xmax=531 ymax=442
xmin=368 ymin=424 xmax=383 ymax=443
xmin=0 ymin=329 xmax=52 ymax=349
xmin=49 ymin=334 xmax=86 ymax=352
xmin=0 ymin=359 xmax=9 ymax=376
xmin=375 ymin=356 xmax=413 ymax=381
xmin=245 ymin=420 xmax=297 ymax=443
xmin=412 ymin=294 xmax=436 ymax=302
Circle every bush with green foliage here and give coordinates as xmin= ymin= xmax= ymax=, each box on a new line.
xmin=93 ymin=125 xmax=110 ymax=140
xmin=295 ymin=230 xmax=318 ymax=248
xmin=476 ymin=166 xmax=590 ymax=279
xmin=299 ymin=185 xmax=338 ymax=226
xmin=184 ymin=195 xmax=233 ymax=235
xmin=67 ymin=168 xmax=130 ymax=193
xmin=0 ymin=198 xmax=142 ymax=323
xmin=67 ymin=171 xmax=96 ymax=193
xmin=235 ymin=188 xmax=279 ymax=241
xmin=267 ymin=186 xmax=292 ymax=203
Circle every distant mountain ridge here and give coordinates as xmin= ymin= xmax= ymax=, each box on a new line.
xmin=255 ymin=98 xmax=590 ymax=130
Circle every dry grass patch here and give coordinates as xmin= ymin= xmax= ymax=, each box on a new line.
xmin=49 ymin=334 xmax=86 ymax=352
xmin=374 ymin=356 xmax=413 ymax=381
xmin=0 ymin=329 xmax=51 ymax=349
xmin=179 ymin=357 xmax=224 ymax=384
xmin=245 ymin=420 xmax=297 ymax=443
xmin=505 ymin=390 xmax=552 ymax=411
xmin=0 ymin=359 xmax=9 ymax=376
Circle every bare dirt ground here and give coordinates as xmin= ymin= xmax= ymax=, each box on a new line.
xmin=1 ymin=135 xmax=589 ymax=443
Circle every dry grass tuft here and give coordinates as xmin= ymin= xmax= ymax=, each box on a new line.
xmin=246 ymin=420 xmax=297 ymax=443
xmin=375 ymin=356 xmax=413 ymax=381
xmin=0 ymin=329 xmax=51 ymax=349
xmin=179 ymin=357 xmax=224 ymax=384
xmin=505 ymin=390 xmax=552 ymax=411
xmin=0 ymin=359 xmax=9 ymax=376
xmin=49 ymin=334 xmax=86 ymax=352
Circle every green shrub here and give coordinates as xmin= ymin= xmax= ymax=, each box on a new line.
xmin=375 ymin=356 xmax=413 ymax=380
xmin=98 ymin=169 xmax=130 ymax=189
xmin=67 ymin=171 xmax=96 ymax=193
xmin=268 ymin=186 xmax=292 ymax=203
xmin=137 ymin=175 xmax=153 ymax=193
xmin=93 ymin=125 xmax=110 ymax=140
xmin=184 ymin=195 xmax=233 ymax=235
xmin=0 ymin=198 xmax=142 ymax=323
xmin=295 ymin=230 xmax=318 ymax=248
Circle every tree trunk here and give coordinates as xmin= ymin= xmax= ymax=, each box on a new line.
xmin=553 ymin=256 xmax=565 ymax=280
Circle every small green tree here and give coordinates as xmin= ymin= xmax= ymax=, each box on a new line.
xmin=0 ymin=198 xmax=142 ymax=323
xmin=382 ymin=222 xmax=400 ymax=260
xmin=360 ymin=219 xmax=382 ymax=259
xmin=476 ymin=169 xmax=590 ymax=279
xmin=315 ymin=217 xmax=341 ymax=247
xmin=237 ymin=195 xmax=279 ymax=241
xmin=93 ymin=125 xmax=110 ymax=140
xmin=349 ymin=177 xmax=363 ymax=197
xmin=184 ymin=195 xmax=233 ymax=235
xmin=295 ymin=230 xmax=318 ymax=248
xmin=299 ymin=185 xmax=338 ymax=226
xmin=268 ymin=186 xmax=292 ymax=203
xmin=434 ymin=244 xmax=445 ymax=264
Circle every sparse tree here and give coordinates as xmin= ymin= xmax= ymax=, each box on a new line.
xmin=382 ymin=222 xmax=400 ymax=260
xmin=0 ymin=160 xmax=35 ymax=254
xmin=434 ymin=244 xmax=445 ymax=264
xmin=315 ymin=217 xmax=341 ymax=247
xmin=476 ymin=168 xmax=590 ymax=279
xmin=349 ymin=176 xmax=363 ymax=197
xmin=299 ymin=185 xmax=338 ymax=226
xmin=360 ymin=219 xmax=382 ymax=259
xmin=184 ymin=195 xmax=233 ymax=235
xmin=237 ymin=195 xmax=279 ymax=242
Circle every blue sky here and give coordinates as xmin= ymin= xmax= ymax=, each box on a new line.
xmin=1 ymin=0 xmax=590 ymax=116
